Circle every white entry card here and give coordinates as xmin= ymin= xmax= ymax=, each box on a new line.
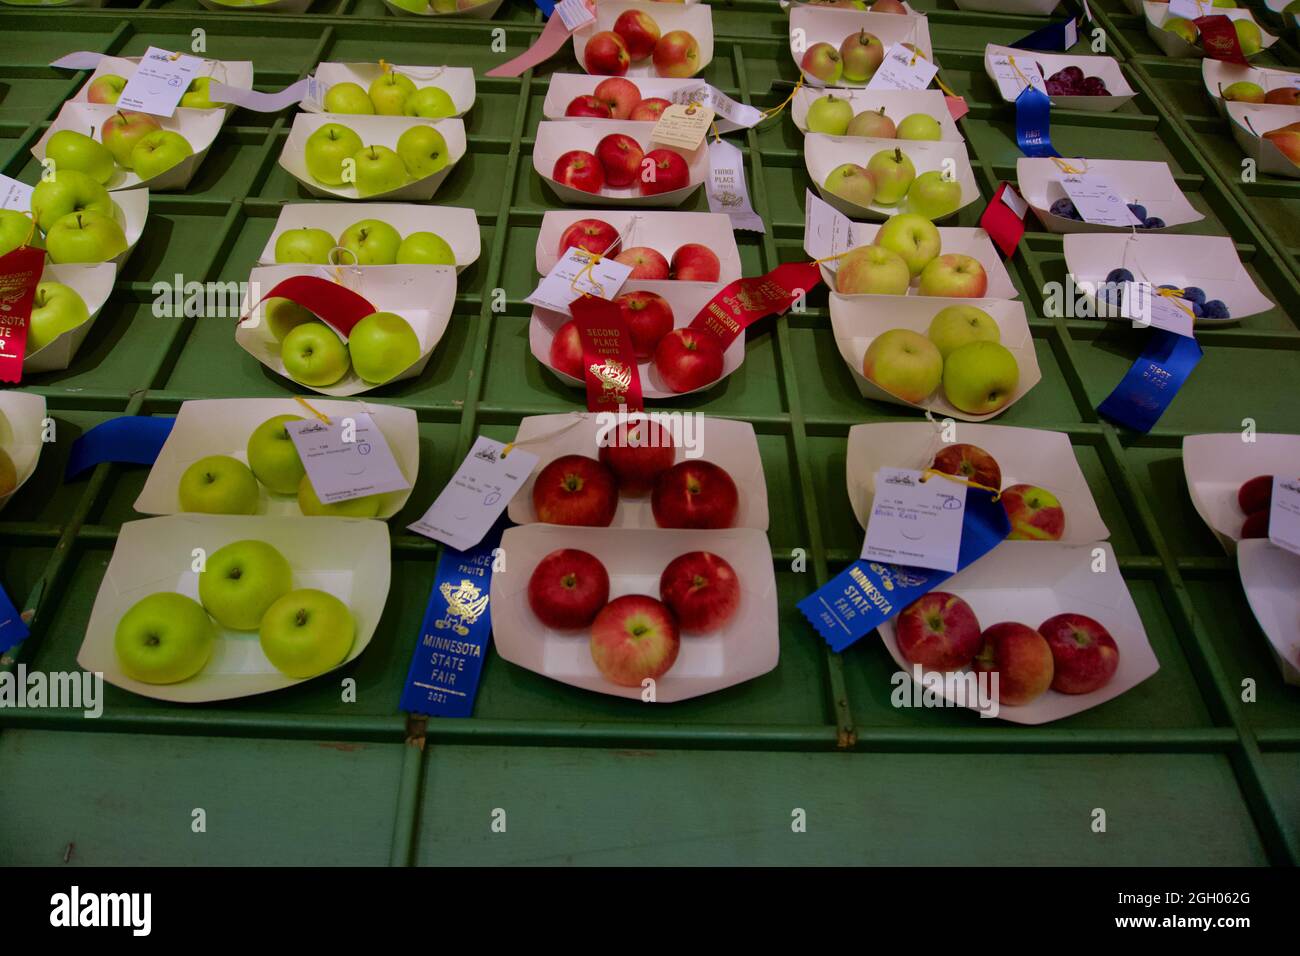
xmin=861 ymin=468 xmax=967 ymax=573
xmin=0 ymin=175 xmax=33 ymax=213
xmin=1059 ymin=174 xmax=1141 ymax=227
xmin=867 ymin=44 xmax=939 ymax=92
xmin=285 ymin=412 xmax=411 ymax=504
xmin=1268 ymin=477 xmax=1300 ymax=556
xmin=803 ymin=190 xmax=860 ymax=268
xmin=526 ymin=248 xmax=632 ymax=316
xmin=990 ymin=55 xmax=1046 ymax=101
xmin=409 ymin=437 xmax=539 ymax=551
xmin=117 ymin=47 xmax=204 ymax=117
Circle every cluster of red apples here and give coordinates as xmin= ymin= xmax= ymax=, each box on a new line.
xmin=1237 ymin=475 xmax=1275 ymax=539
xmin=583 ymin=10 xmax=701 ymax=78
xmin=932 ymin=443 xmax=1066 ymax=541
xmin=566 ymin=78 xmax=672 ymax=123
xmin=553 ymin=134 xmax=690 ymax=196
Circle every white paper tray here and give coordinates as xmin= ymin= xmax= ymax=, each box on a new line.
xmin=983 ymin=44 xmax=1136 ymax=112
xmin=1016 ymin=157 xmax=1202 ymax=233
xmin=572 ymin=0 xmax=715 ymax=79
xmin=0 ymin=392 xmax=47 ymax=513
xmin=1225 ymin=101 xmax=1300 ymax=179
xmin=792 ymin=87 xmax=962 ymax=140
xmin=304 ymin=63 xmax=475 ymax=117
xmin=22 ymin=263 xmax=116 ymax=374
xmin=1143 ymin=2 xmax=1277 ymax=59
xmin=533 ymin=120 xmax=707 ymax=207
xmin=812 ymin=225 xmax=1018 ymax=299
xmin=1182 ymin=431 xmax=1300 ymax=554
xmin=1238 ymin=539 xmax=1300 ymax=686
xmin=790 ymin=7 xmax=934 ymax=88
xmin=805 ymin=132 xmax=979 ymax=221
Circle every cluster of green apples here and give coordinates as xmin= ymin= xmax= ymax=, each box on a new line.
xmin=262 ymin=300 xmax=422 ymax=388
xmin=275 ymin=218 xmax=455 ymax=266
xmin=323 ymin=72 xmax=457 ymax=118
xmin=806 ymin=94 xmax=943 ymax=142
xmin=388 ymin=0 xmax=495 ymax=14
xmin=304 ymin=122 xmax=450 ymax=196
xmin=114 ymin=540 xmax=356 ymax=685
xmin=824 ymin=147 xmax=962 ymax=220
xmin=1162 ymin=9 xmax=1263 ymax=57
xmin=4 ymin=169 xmax=130 ymax=264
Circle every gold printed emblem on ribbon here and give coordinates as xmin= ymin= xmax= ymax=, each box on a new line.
xmin=436 ymin=579 xmax=489 ymax=636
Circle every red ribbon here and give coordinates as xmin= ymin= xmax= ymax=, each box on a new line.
xmin=0 ymin=245 xmax=46 ymax=383
xmin=1194 ymin=15 xmax=1248 ymax=65
xmin=243 ymin=274 xmax=377 ymax=338
xmin=980 ymin=183 xmax=1028 ymax=259
xmin=571 ymin=295 xmax=644 ymax=413
xmin=687 ymin=260 xmax=824 ymax=349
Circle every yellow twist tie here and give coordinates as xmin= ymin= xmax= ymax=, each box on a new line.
xmin=760 ymin=76 xmax=803 ymax=121
xmin=920 ymin=467 xmax=1002 ymax=501
xmin=294 ymin=396 xmax=332 ymax=424
xmin=569 ymin=250 xmax=605 ymax=299
xmin=1155 ymin=286 xmax=1197 ymax=319
xmin=1051 ymin=157 xmax=1087 ymax=175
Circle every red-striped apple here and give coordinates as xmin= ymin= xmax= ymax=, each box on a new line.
xmin=652 ymin=460 xmax=739 ymax=529
xmin=660 ymin=551 xmax=741 ymax=632
xmin=528 ymin=548 xmax=610 ymax=629
xmin=532 ymin=455 xmax=618 ymax=526
xmin=590 ymin=595 xmax=680 ymax=686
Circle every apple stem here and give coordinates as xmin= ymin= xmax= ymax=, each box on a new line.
xmin=146 ymin=634 xmax=161 ymax=647
xmin=296 ymin=609 xmax=308 ymax=627
xmin=894 ymin=147 xmax=903 ymax=163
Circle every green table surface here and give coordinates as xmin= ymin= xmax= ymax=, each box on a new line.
xmin=0 ymin=0 xmax=1297 ymax=867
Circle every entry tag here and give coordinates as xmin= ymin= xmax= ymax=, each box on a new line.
xmin=862 ymin=468 xmax=967 ymax=573
xmin=285 ymin=412 xmax=410 ymax=504
xmin=1268 ymin=478 xmax=1300 ymax=556
xmin=1121 ymin=284 xmax=1195 ymax=338
xmin=0 ymin=176 xmax=33 ymax=213
xmin=116 ymin=47 xmax=204 ymax=118
xmin=652 ymin=103 xmax=714 ymax=151
xmin=707 ymin=139 xmax=765 ymax=233
xmin=526 ymin=249 xmax=631 ymax=315
xmin=0 ymin=581 xmax=29 ymax=655
xmin=555 ymin=0 xmax=596 ymax=30
xmin=867 ymin=44 xmax=939 ymax=92
xmin=990 ymin=54 xmax=1046 ymax=101
xmin=408 ymin=437 xmax=538 ymax=551
xmin=1059 ymin=174 xmax=1141 ymax=227
xmin=1169 ymin=0 xmax=1208 ymax=19
xmin=802 ymin=189 xmax=861 ymax=268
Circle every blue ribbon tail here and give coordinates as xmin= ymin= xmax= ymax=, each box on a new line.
xmin=1015 ymin=85 xmax=1059 ymax=158
xmin=1098 ymin=329 xmax=1203 ymax=433
xmin=65 ymin=416 xmax=175 ymax=481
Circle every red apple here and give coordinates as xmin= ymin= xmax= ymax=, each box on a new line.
xmin=558 ymin=218 xmax=620 ymax=258
xmin=973 ymin=622 xmax=1054 ymax=706
xmin=548 ymin=320 xmax=584 ymax=378
xmin=599 ymin=417 xmax=676 ymax=495
xmin=1238 ymin=475 xmax=1273 ymax=514
xmin=528 ymin=548 xmax=611 ymax=629
xmin=652 ymin=460 xmax=739 ymax=529
xmin=614 ymin=9 xmax=662 ymax=61
xmin=670 ymin=243 xmax=721 ymax=282
xmin=584 ymin=31 xmax=630 ymax=76
xmin=1001 ymin=483 xmax=1065 ymax=541
xmin=639 ymin=147 xmax=690 ymax=195
xmin=552 ymin=149 xmax=604 ymax=193
xmin=653 ymin=29 xmax=701 ymax=78
xmin=1039 ymin=612 xmax=1119 ymax=695
xmin=565 ymin=95 xmax=613 ymax=119
xmin=593 ymin=77 xmax=642 ymax=119
xmin=872 ymin=0 xmax=908 ymax=12
xmin=652 ymin=327 xmax=724 ymax=392
xmin=629 ymin=97 xmax=672 ymax=121
xmin=595 ymin=132 xmax=645 ymax=188
xmin=930 ymin=443 xmax=1002 ymax=491
xmin=590 ymin=595 xmax=680 ymax=687
xmin=660 ymin=551 xmax=741 ymax=632
xmin=1242 ymin=510 xmax=1270 ymax=538
xmin=1265 ymin=88 xmax=1300 ymax=106
xmin=614 ymin=290 xmax=675 ymax=359
xmin=613 ymin=246 xmax=671 ymax=279
xmin=895 ymin=591 xmax=982 ymax=670
xmin=532 ymin=454 xmax=618 ymax=526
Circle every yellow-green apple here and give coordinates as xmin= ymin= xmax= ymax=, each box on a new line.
xmin=281 ymin=321 xmax=351 ymax=386
xmin=653 ymin=327 xmax=725 ymax=392
xmin=1163 ymin=17 xmax=1198 ymax=44
xmin=353 ymin=145 xmax=409 ymax=196
xmin=652 ymin=460 xmax=739 ymax=529
xmin=862 ymin=328 xmax=943 ymax=402
xmin=930 ymin=442 xmax=1002 ymax=490
xmin=941 ymin=340 xmax=1018 ymax=414
xmin=614 ymin=245 xmax=670 ymax=279
xmin=824 ymin=162 xmax=877 ymax=208
xmin=614 ymin=9 xmax=661 ymax=61
xmin=532 ymin=454 xmax=619 ymax=526
xmin=397 ymin=231 xmax=455 ymax=264
xmin=114 ymin=592 xmax=215 ymax=684
xmin=874 ymin=212 xmax=940 ymax=277
xmin=246 ymin=414 xmax=306 ymax=495
xmin=559 ymin=218 xmax=620 ymax=257
xmin=130 ymin=130 xmax=194 ymax=181
xmin=368 ymin=71 xmax=416 ymax=115
xmin=595 ymin=78 xmax=642 ymax=119
xmin=596 ymin=132 xmax=645 ymax=188
xmin=275 ymin=227 xmax=335 ymax=264
xmin=28 ymin=281 xmax=90 ymax=353
xmin=87 ymin=73 xmax=126 ymax=104
xmin=806 ymin=93 xmax=854 ymax=135
xmin=45 ymin=130 xmax=115 ymax=185
xmin=100 ymin=110 xmax=161 ymax=169
xmin=866 ymin=147 xmax=915 ymax=205
xmin=553 ymin=150 xmax=605 ymax=193
xmin=585 ymin=31 xmax=631 ymax=76
xmin=659 ymin=550 xmax=740 ymax=632
xmin=304 ymin=123 xmax=363 ymax=186
xmin=1039 ymin=612 xmax=1119 ymax=694
xmin=44 ymin=210 xmax=128 ymax=264
xmin=323 ymin=81 xmax=374 ymax=114
xmin=907 ymin=169 xmax=962 ymax=219
xmin=264 ymin=298 xmax=316 ymax=341
xmin=1001 ymin=483 xmax=1065 ymax=540
xmin=1264 ymin=87 xmax=1300 ymax=106
xmin=614 ymin=290 xmax=674 ymax=359
xmin=30 ymin=168 xmax=113 ymax=232
xmin=918 ymin=254 xmax=988 ymax=298
xmin=846 ymin=108 xmax=896 ymax=138
xmin=339 ymin=218 xmax=401 ymax=265
xmin=840 ymin=30 xmax=885 ymax=83
xmin=259 ymin=588 xmax=355 ymax=679
xmin=1263 ymin=123 xmax=1300 ymax=165
xmin=528 ymin=548 xmax=610 ymax=629
xmin=1234 ymin=20 xmax=1262 ymax=57
xmin=0 ymin=449 xmax=15 ymax=497
xmin=897 ymin=113 xmax=942 ymax=141
xmin=297 ymin=474 xmax=383 ymax=517
xmin=198 ymin=539 xmax=293 ymax=631
xmin=180 ymin=76 xmax=218 ymax=110
xmin=599 ymin=417 xmax=675 ymax=494
xmin=896 ymin=591 xmax=982 ymax=669
xmin=566 ymin=95 xmax=613 ymax=118
xmin=590 ymin=594 xmax=680 ymax=687
xmin=835 ymin=244 xmax=910 ymax=294
xmin=973 ymin=622 xmax=1054 ymax=706
xmin=1221 ymin=80 xmax=1265 ymax=103
xmin=396 ymin=125 xmax=450 ymax=178
xmin=630 ymin=97 xmax=671 ymax=121
xmin=178 ymin=455 xmax=260 ymax=514
xmin=348 ymin=311 xmax=421 ymax=384
xmin=639 ymin=148 xmax=690 ymax=195
xmin=671 ymin=243 xmax=721 ymax=281
xmin=0 ymin=209 xmax=39 ymax=257
xmin=548 ymin=320 xmax=583 ymax=377
xmin=800 ymin=42 xmax=843 ymax=85
xmin=404 ymin=86 xmax=456 ymax=118
xmin=652 ymin=30 xmax=701 ymax=78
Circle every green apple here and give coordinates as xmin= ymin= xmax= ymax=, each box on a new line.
xmin=393 ymin=0 xmax=433 ymax=10
xmin=297 ymin=474 xmax=383 ymax=517
xmin=806 ymin=94 xmax=854 ymax=135
xmin=1234 ymin=20 xmax=1262 ymax=57
xmin=0 ymin=209 xmax=40 ymax=257
xmin=281 ymin=321 xmax=351 ymax=386
xmin=926 ymin=305 xmax=999 ymax=359
xmin=258 ymin=588 xmax=355 ymax=679
xmin=1221 ymin=81 xmax=1265 ymax=103
xmin=178 ymin=454 xmax=260 ymax=514
xmin=130 ymin=130 xmax=194 ymax=181
xmin=45 ymin=130 xmax=116 ymax=185
xmin=87 ymin=74 xmax=127 ymax=105
xmin=907 ymin=170 xmax=962 ymax=220
xmin=348 ymin=311 xmax=421 ymax=384
xmin=1164 ymin=17 xmax=1198 ymax=45
xmin=834 ymin=244 xmax=910 ymax=295
xmin=368 ymin=71 xmax=417 ymax=115
xmin=404 ymin=86 xmax=456 ymax=118
xmin=114 ymin=592 xmax=216 ymax=684
xmin=353 ymin=145 xmax=410 ymax=197
xmin=896 ymin=113 xmax=942 ymax=141
xmin=324 ymin=81 xmax=375 ymax=115
xmin=942 ymin=340 xmax=1019 ymax=415
xmin=823 ymin=162 xmax=876 ymax=208
xmin=30 ymin=168 xmax=113 ymax=233
xmin=862 ymin=328 xmax=943 ymax=403
xmin=874 ymin=212 xmax=940 ymax=277
xmin=397 ymin=230 xmax=455 ymax=265
xmin=338 ymin=218 xmax=402 ymax=265
xmin=431 ymin=0 xmax=457 ymax=10
xmin=1213 ymin=0 xmax=1235 ymax=7
xmin=0 ymin=449 xmax=15 ymax=498
xmin=28 ymin=281 xmax=90 ymax=353
xmin=44 ymin=210 xmax=128 ymax=264
xmin=275 ymin=227 xmax=336 ymax=264
xmin=181 ymin=76 xmax=218 ymax=110
xmin=304 ymin=123 xmax=364 ymax=187
xmin=395 ymin=125 xmax=449 ymax=179
xmin=100 ymin=110 xmax=162 ymax=169
xmin=198 ymin=539 xmax=293 ymax=631
xmin=246 ymin=414 xmax=306 ymax=495
xmin=866 ymin=148 xmax=915 ymax=205
xmin=264 ymin=298 xmax=316 ymax=342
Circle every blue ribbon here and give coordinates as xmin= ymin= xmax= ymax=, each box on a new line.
xmin=399 ymin=518 xmax=508 ymax=718
xmin=1097 ymin=329 xmax=1203 ymax=434
xmin=1012 ymin=18 xmax=1077 ymax=52
xmin=535 ymin=0 xmax=556 ymax=15
xmin=65 ymin=416 xmax=175 ymax=480
xmin=0 ymin=581 xmax=29 ymax=654
xmin=799 ymin=489 xmax=1011 ymax=653
xmin=1015 ymin=85 xmax=1059 ymax=157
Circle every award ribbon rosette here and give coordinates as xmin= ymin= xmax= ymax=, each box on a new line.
xmin=688 ymin=260 xmax=825 ymax=346
xmin=1097 ymin=328 xmax=1203 ymax=434
xmin=570 ymin=294 xmax=644 ymax=413
xmin=242 ymin=273 xmax=377 ymax=338
xmin=799 ymin=486 xmax=1011 ymax=652
xmin=0 ymin=242 xmax=45 ymax=384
